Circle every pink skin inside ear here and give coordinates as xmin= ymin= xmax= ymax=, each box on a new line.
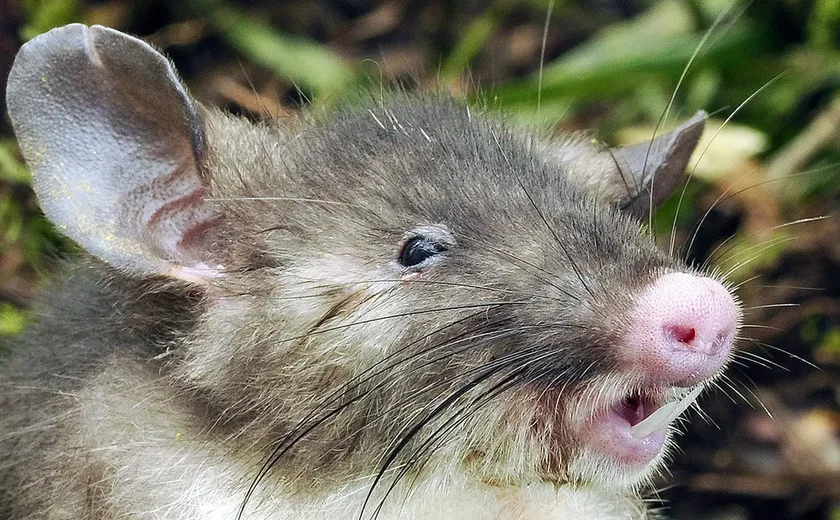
xmin=582 ymin=272 xmax=739 ymax=468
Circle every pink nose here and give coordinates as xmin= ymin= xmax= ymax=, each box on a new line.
xmin=623 ymin=272 xmax=739 ymax=387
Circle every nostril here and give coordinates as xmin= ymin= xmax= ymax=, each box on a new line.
xmin=664 ymin=323 xmax=732 ymax=356
xmin=625 ymin=272 xmax=740 ymax=386
xmin=667 ymin=325 xmax=696 ymax=344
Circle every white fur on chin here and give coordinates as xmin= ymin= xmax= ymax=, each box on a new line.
xmin=180 ymin=472 xmax=651 ymax=520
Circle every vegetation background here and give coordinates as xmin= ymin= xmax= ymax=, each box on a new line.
xmin=1 ymin=0 xmax=840 ymax=518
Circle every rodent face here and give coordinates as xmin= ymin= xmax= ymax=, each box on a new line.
xmin=7 ymin=24 xmax=739 ymax=505
xmin=178 ymin=101 xmax=738 ymax=492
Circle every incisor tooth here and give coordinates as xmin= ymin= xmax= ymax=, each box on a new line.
xmin=629 ymin=386 xmax=703 ymax=439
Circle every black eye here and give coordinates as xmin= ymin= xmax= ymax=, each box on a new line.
xmin=399 ymin=236 xmax=448 ymax=268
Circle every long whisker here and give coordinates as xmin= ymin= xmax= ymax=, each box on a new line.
xmin=717 ymin=374 xmax=755 ymax=409
xmin=703 ymin=215 xmax=831 ymax=276
xmin=728 ymin=274 xmax=762 ymax=292
xmin=694 ymin=174 xmax=830 ymax=271
xmin=721 ymin=372 xmax=773 ymax=418
xmin=757 ymin=283 xmax=825 ymax=291
xmin=537 ymin=0 xmax=554 ymax=115
xmin=458 ymin=234 xmax=582 ymax=302
xmin=367 ymin=368 xmax=533 ymax=519
xmin=713 ymin=233 xmax=792 ymax=271
xmin=236 ymin=312 xmax=500 ymax=517
xmin=324 ymin=278 xmax=564 ymax=303
xmin=684 ymin=163 xmax=761 ymax=261
xmin=276 ymin=301 xmax=529 ymax=343
xmin=686 ymin=169 xmax=820 ymax=265
xmin=707 ymin=377 xmax=738 ymax=405
xmin=739 ymin=323 xmax=784 ymax=332
xmin=487 ymin=128 xmax=593 ymax=302
xmin=733 ymin=350 xmax=789 ymax=371
xmin=241 ymin=318 xmax=574 ymax=517
xmin=516 ymin=178 xmax=595 ymax=298
xmin=675 ymin=73 xmax=785 ymax=260
xmin=686 ymin=190 xmax=827 ymax=269
xmin=367 ymin=345 xmax=576 ymax=519
xmin=661 ymin=4 xmax=736 ymax=239
xmin=358 ymin=359 xmax=529 ymax=519
xmin=742 ymin=302 xmax=800 ymax=312
xmin=693 ymin=73 xmax=786 ymax=178
xmin=718 ymin=235 xmax=797 ymax=279
xmin=700 ymin=165 xmax=837 ymax=249
xmin=745 ymin=339 xmax=819 ymax=369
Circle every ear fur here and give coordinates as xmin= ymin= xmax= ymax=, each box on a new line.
xmin=6 ymin=24 xmax=220 ymax=283
xmin=612 ymin=111 xmax=706 ymax=217
xmin=539 ymin=111 xmax=706 ymax=218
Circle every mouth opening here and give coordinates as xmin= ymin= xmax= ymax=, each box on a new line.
xmin=614 ymin=392 xmax=659 ymax=428
xmin=583 ymin=385 xmax=702 ymax=468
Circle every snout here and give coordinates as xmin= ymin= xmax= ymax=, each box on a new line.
xmin=623 ymin=272 xmax=740 ymax=387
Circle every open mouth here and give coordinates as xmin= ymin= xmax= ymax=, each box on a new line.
xmin=584 ymin=386 xmax=703 ymax=466
xmin=629 ymin=385 xmax=703 ymax=438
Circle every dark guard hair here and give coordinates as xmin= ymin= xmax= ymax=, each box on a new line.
xmin=0 ymin=24 xmax=718 ymax=520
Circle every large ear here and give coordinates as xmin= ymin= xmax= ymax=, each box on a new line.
xmin=540 ymin=111 xmax=706 ymax=219
xmin=6 ymin=24 xmax=220 ymax=284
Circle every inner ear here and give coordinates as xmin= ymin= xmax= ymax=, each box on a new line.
xmin=6 ymin=24 xmax=220 ymax=283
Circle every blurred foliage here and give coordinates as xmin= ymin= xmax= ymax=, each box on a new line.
xmin=3 ymin=0 xmax=840 ymax=518
xmin=18 ymin=0 xmax=82 ymax=41
xmin=190 ymin=0 xmax=357 ymax=100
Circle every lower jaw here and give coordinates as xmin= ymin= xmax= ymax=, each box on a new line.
xmin=532 ymin=425 xmax=668 ymax=489
xmin=591 ymin=427 xmax=667 ymax=467
xmin=566 ymin=441 xmax=667 ymax=492
xmin=585 ymin=410 xmax=669 ymax=467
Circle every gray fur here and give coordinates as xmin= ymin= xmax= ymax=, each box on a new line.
xmin=542 ymin=111 xmax=706 ymax=218
xmin=1 ymin=24 xmax=715 ymax=519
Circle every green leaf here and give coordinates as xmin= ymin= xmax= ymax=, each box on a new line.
xmin=193 ymin=0 xmax=355 ymax=101
xmin=0 ymin=140 xmax=31 ymax=185
xmin=20 ymin=0 xmax=83 ymax=41
xmin=809 ymin=0 xmax=840 ymax=50
xmin=0 ymin=303 xmax=26 ymax=337
xmin=442 ymin=1 xmax=516 ymax=81
xmin=489 ymin=2 xmax=765 ymax=108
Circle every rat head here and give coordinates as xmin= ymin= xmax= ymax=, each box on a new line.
xmin=6 ymin=25 xmax=740 ymax=495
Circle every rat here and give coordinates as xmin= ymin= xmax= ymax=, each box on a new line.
xmin=0 ymin=24 xmax=740 ymax=520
